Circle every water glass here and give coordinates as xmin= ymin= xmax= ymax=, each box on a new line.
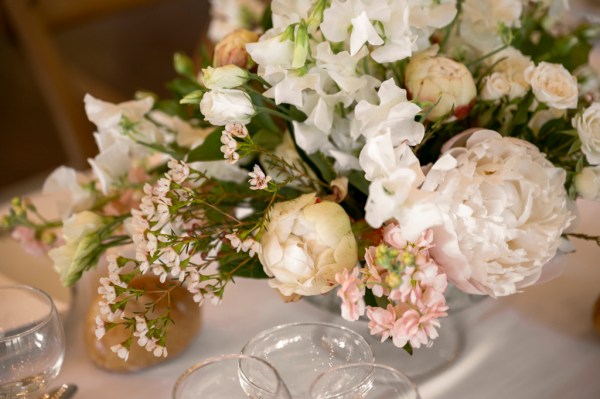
xmin=309 ymin=363 xmax=421 ymax=399
xmin=172 ymin=354 xmax=292 ymax=399
xmin=0 ymin=285 xmax=65 ymax=399
xmin=241 ymin=322 xmax=374 ymax=398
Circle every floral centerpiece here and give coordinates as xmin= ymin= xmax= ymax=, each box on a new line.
xmin=4 ymin=0 xmax=600 ymax=361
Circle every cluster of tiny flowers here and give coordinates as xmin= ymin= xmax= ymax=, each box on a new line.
xmin=248 ymin=164 xmax=272 ymax=190
xmin=225 ymin=229 xmax=261 ymax=257
xmin=133 ymin=316 xmax=168 ymax=358
xmin=220 ymin=123 xmax=248 ymax=164
xmin=336 ymin=225 xmax=448 ymax=349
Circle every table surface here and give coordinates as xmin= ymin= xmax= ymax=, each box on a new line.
xmin=0 ymin=197 xmax=583 ymax=398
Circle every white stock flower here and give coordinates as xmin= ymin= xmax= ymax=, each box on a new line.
xmin=574 ymin=166 xmax=600 ymax=200
xmin=424 ymin=130 xmax=573 ymax=297
xmin=201 ymin=65 xmax=250 ymax=89
xmin=572 ymin=102 xmax=600 ymax=165
xmin=149 ymin=111 xmax=212 ymax=149
xmin=405 ymin=48 xmax=477 ymax=121
xmin=42 ymin=166 xmax=94 ymax=218
xmin=49 ymin=211 xmax=104 ymax=286
xmin=258 ymin=193 xmax=358 ymax=296
xmin=409 ymin=0 xmax=457 ymax=50
xmin=315 ymin=42 xmax=371 ymax=95
xmin=207 ymin=0 xmax=266 ymax=42
xmin=271 ymin=0 xmax=313 ymax=29
xmin=246 ymin=32 xmax=295 ymax=69
xmin=370 ymin=0 xmax=417 ymax=63
xmin=524 ymin=62 xmax=578 ymax=109
xmin=355 ymin=78 xmax=424 ymax=145
xmin=200 ymin=89 xmax=255 ymax=125
xmin=88 ymin=143 xmax=131 ymax=195
xmin=460 ymin=0 xmax=522 ymax=53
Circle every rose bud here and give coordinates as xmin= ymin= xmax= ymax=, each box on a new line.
xmin=214 ymin=29 xmax=259 ymax=68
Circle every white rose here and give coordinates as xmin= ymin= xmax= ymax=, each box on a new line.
xmin=574 ymin=167 xmax=600 ymax=200
xmin=481 ymin=47 xmax=533 ymax=101
xmin=405 ymin=48 xmax=477 ymax=121
xmin=480 ymin=72 xmax=512 ymax=101
xmin=258 ymin=193 xmax=358 ymax=296
xmin=524 ymin=62 xmax=578 ymax=109
xmin=573 ymin=102 xmax=600 ymax=165
xmin=49 ymin=211 xmax=104 ymax=286
xmin=200 ymin=89 xmax=254 ymax=125
xmin=201 ymin=65 xmax=249 ymax=90
xmin=424 ymin=130 xmax=573 ymax=297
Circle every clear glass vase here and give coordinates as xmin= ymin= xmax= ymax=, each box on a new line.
xmin=304 ymin=284 xmax=486 ymax=382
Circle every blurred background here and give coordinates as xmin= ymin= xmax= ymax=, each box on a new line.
xmin=0 ymin=0 xmax=209 ymax=202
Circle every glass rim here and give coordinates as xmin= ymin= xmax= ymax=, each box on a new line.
xmin=309 ymin=362 xmax=421 ymax=399
xmin=0 ymin=284 xmax=57 ymax=341
xmin=241 ymin=321 xmax=374 ymax=362
xmin=172 ymin=353 xmax=286 ymax=398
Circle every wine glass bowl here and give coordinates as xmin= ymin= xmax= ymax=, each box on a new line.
xmin=0 ymin=285 xmax=65 ymax=399
xmin=309 ymin=363 xmax=421 ymax=399
xmin=241 ymin=322 xmax=374 ymax=398
xmin=172 ymin=354 xmax=291 ymax=399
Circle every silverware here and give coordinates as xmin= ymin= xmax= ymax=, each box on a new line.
xmin=41 ymin=383 xmax=78 ymax=399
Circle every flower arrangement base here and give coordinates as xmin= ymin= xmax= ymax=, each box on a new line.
xmin=84 ymin=275 xmax=202 ymax=373
xmin=306 ymin=284 xmax=484 ymax=380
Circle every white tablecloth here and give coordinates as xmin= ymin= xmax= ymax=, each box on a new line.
xmin=35 ymin=199 xmax=597 ymax=399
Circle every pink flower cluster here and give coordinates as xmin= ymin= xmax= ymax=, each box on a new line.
xmin=335 ymin=225 xmax=448 ymax=349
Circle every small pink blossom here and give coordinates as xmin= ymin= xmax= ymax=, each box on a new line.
xmin=335 ymin=267 xmax=365 ymax=321
xmin=220 ymin=131 xmax=239 ymax=164
xmin=11 ymin=226 xmax=50 ymax=257
xmin=225 ymin=123 xmax=249 ymax=138
xmin=382 ymin=224 xmax=407 ymax=250
xmin=366 ymin=304 xmax=396 ymax=342
xmin=248 ymin=165 xmax=271 ymax=190
xmin=363 ymin=246 xmax=386 ymax=297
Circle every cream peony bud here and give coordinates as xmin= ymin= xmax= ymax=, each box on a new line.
xmin=201 ymin=65 xmax=249 ymax=90
xmin=574 ymin=167 xmax=600 ymax=200
xmin=214 ymin=29 xmax=259 ymax=68
xmin=405 ymin=48 xmax=476 ymax=121
xmin=524 ymin=62 xmax=578 ymax=109
xmin=258 ymin=193 xmax=358 ymax=296
xmin=573 ymin=102 xmax=600 ymax=165
xmin=200 ymin=89 xmax=255 ymax=126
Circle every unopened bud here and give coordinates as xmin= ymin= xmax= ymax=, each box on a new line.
xmin=214 ymin=29 xmax=259 ymax=68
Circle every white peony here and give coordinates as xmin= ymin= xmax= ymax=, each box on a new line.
xmin=258 ymin=193 xmax=358 ymax=296
xmin=424 ymin=130 xmax=573 ymax=297
xmin=572 ymin=102 xmax=600 ymax=165
xmin=200 ymin=89 xmax=255 ymax=125
xmin=574 ymin=166 xmax=600 ymax=200
xmin=524 ymin=62 xmax=578 ymax=109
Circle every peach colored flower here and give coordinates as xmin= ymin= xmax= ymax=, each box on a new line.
xmin=366 ymin=304 xmax=396 ymax=342
xmin=335 ymin=267 xmax=365 ymax=321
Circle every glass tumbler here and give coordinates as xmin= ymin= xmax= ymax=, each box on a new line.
xmin=0 ymin=285 xmax=65 ymax=399
xmin=309 ymin=363 xmax=421 ymax=399
xmin=241 ymin=322 xmax=374 ymax=398
xmin=172 ymin=354 xmax=292 ymax=399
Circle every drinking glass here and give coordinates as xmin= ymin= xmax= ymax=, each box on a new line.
xmin=241 ymin=322 xmax=374 ymax=398
xmin=0 ymin=285 xmax=65 ymax=399
xmin=309 ymin=363 xmax=421 ymax=399
xmin=172 ymin=354 xmax=292 ymax=399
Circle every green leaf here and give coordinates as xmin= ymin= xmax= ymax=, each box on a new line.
xmin=180 ymin=90 xmax=204 ymax=105
xmin=252 ymin=129 xmax=283 ymax=151
xmin=173 ymin=52 xmax=196 ymax=80
xmin=167 ymin=78 xmax=203 ymax=99
xmin=218 ymin=252 xmax=268 ymax=279
xmin=187 ymin=128 xmax=225 ymax=162
xmin=260 ymin=3 xmax=273 ymax=32
xmin=347 ymin=170 xmax=369 ymax=195
xmin=307 ymin=152 xmax=336 ymax=183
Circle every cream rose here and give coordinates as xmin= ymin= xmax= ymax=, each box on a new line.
xmin=481 ymin=47 xmax=533 ymax=101
xmin=573 ymin=102 xmax=600 ymax=165
xmin=405 ymin=48 xmax=477 ymax=121
xmin=258 ymin=193 xmax=358 ymax=296
xmin=424 ymin=130 xmax=573 ymax=297
xmin=200 ymin=89 xmax=254 ymax=126
xmin=49 ymin=211 xmax=104 ymax=286
xmin=575 ymin=167 xmax=600 ymax=200
xmin=524 ymin=62 xmax=578 ymax=109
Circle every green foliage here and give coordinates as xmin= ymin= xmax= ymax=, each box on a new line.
xmin=187 ymin=128 xmax=226 ymax=162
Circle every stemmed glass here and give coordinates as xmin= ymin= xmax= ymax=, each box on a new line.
xmin=309 ymin=363 xmax=421 ymax=399
xmin=241 ymin=322 xmax=374 ymax=398
xmin=0 ymin=285 xmax=65 ymax=399
xmin=172 ymin=354 xmax=292 ymax=399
